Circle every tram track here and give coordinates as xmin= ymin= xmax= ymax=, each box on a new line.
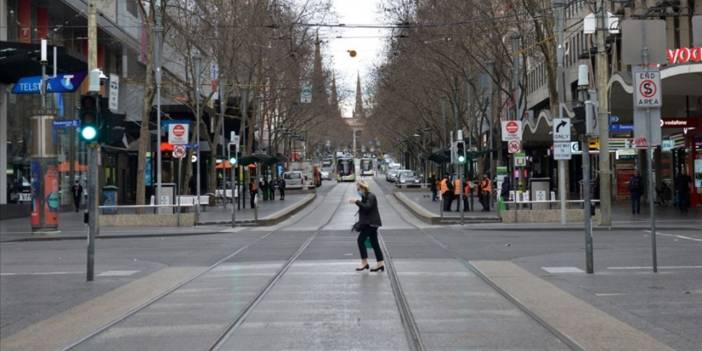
xmin=377 ymin=179 xmax=579 ymax=350
xmin=63 ymin=183 xmax=352 ymax=351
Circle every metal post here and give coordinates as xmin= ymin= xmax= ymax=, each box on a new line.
xmin=582 ymin=133 xmax=594 ymax=273
xmin=554 ymin=0 xmax=567 ymax=225
xmin=194 ymin=54 xmax=201 ymax=224
xmin=177 ymin=157 xmax=181 ymax=227
xmin=86 ymin=144 xmax=98 ymax=281
xmin=596 ymin=0 xmax=612 ymax=225
xmin=232 ymin=163 xmax=238 ymax=228
xmin=154 ymin=1 xmax=163 ymax=208
xmin=641 ymin=42 xmax=658 ymax=273
xmin=219 ymin=82 xmax=225 ymax=208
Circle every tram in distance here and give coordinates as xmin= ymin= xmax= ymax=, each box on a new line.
xmin=360 ymin=158 xmax=374 ymax=176
xmin=336 ymin=157 xmax=356 ymax=182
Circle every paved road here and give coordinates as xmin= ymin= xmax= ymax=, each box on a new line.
xmin=1 ymin=178 xmax=700 ymax=350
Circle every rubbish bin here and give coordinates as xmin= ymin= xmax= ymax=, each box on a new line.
xmin=102 ymin=185 xmax=119 ymax=214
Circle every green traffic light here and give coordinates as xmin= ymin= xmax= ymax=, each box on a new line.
xmin=230 ymin=157 xmax=237 ymax=165
xmin=81 ymin=126 xmax=98 ymax=141
xmin=458 ymin=155 xmax=466 ymax=163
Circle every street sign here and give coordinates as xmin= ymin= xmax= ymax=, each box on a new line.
xmin=300 ymin=83 xmax=312 ymax=104
xmin=168 ymin=122 xmax=189 ymax=145
xmin=552 ymin=118 xmax=571 ymax=142
xmin=501 ymin=120 xmax=522 ymax=141
xmin=554 ymin=142 xmax=572 ymax=160
xmin=662 ymin=139 xmax=674 ymax=151
xmin=108 ymin=74 xmax=119 ymax=112
xmin=634 ymin=68 xmax=661 ymax=108
xmin=571 ymin=141 xmax=581 ymax=154
xmin=52 ymin=119 xmax=80 ymax=129
xmin=173 ymin=145 xmax=186 ymax=159
xmin=514 ymin=151 xmax=526 ymax=167
xmin=507 ymin=140 xmax=521 ymax=154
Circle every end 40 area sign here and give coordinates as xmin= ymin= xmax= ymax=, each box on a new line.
xmin=634 ymin=68 xmax=661 ymax=108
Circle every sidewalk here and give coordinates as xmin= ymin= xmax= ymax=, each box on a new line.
xmin=197 ymin=192 xmax=315 ymax=225
xmin=394 ymin=187 xmax=702 ymax=230
xmin=0 ymin=193 xmax=315 ymax=242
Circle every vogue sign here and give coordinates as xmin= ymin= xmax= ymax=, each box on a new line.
xmin=667 ymin=47 xmax=702 ymax=65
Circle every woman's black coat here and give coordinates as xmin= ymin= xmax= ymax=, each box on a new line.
xmin=355 ymin=192 xmax=382 ymax=228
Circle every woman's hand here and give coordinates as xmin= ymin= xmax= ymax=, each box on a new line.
xmin=348 ymin=198 xmax=358 ymax=204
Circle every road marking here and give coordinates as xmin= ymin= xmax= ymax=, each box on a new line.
xmin=0 ymin=271 xmax=83 ymax=276
xmin=644 ymin=230 xmax=702 ymax=242
xmin=96 ymin=270 xmax=140 ymax=277
xmin=594 ymin=293 xmax=626 ymax=297
xmin=607 ymin=265 xmax=702 ymax=270
xmin=541 ymin=266 xmax=585 ymax=274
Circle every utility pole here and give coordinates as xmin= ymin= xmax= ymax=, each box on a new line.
xmin=154 ymin=0 xmax=164 ymax=209
xmin=510 ymin=34 xmax=521 ymax=200
xmin=554 ymin=0 xmax=568 ymax=225
xmin=86 ymin=0 xmax=98 ymax=282
xmin=193 ymin=54 xmax=201 ymax=224
xmin=596 ymin=0 xmax=612 ymax=225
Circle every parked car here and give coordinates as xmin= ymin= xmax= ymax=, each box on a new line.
xmin=386 ymin=169 xmax=400 ymax=182
xmin=283 ymin=171 xmax=304 ymax=189
xmin=320 ymin=169 xmax=331 ymax=180
xmin=396 ymin=170 xmax=421 ymax=187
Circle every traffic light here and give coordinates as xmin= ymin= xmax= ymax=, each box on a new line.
xmin=228 ymin=143 xmax=238 ymax=165
xmin=79 ymin=95 xmax=98 ymax=142
xmin=455 ymin=141 xmax=466 ymax=164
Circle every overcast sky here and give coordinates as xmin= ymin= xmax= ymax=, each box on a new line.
xmin=325 ymin=0 xmax=388 ymax=117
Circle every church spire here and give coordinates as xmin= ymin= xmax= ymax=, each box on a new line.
xmin=311 ymin=32 xmax=325 ymax=103
xmin=330 ymin=73 xmax=341 ymax=118
xmin=353 ymin=72 xmax=365 ymax=119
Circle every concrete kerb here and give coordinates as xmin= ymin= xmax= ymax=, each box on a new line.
xmin=393 ymin=192 xmax=501 ymax=225
xmin=257 ymin=192 xmax=316 ymax=226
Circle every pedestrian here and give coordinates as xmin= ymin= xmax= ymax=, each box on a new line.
xmin=440 ymin=175 xmax=451 ymax=211
xmin=249 ymin=178 xmax=258 ymax=209
xmin=350 ymin=180 xmax=384 ymax=272
xmin=628 ymin=172 xmax=643 ymax=214
xmin=676 ymin=169 xmax=692 ymax=214
xmin=278 ymin=176 xmax=286 ymax=200
xmin=429 ymin=174 xmax=438 ymax=201
xmin=463 ymin=178 xmax=472 ymax=212
xmin=71 ymin=180 xmax=83 ymax=212
xmin=500 ymin=177 xmax=511 ymax=201
xmin=453 ymin=176 xmax=462 ymax=211
xmin=479 ymin=174 xmax=492 ymax=212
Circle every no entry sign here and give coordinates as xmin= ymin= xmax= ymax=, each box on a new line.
xmin=501 ymin=120 xmax=523 ymax=142
xmin=168 ymin=122 xmax=189 ymax=145
xmin=634 ymin=69 xmax=661 ymax=108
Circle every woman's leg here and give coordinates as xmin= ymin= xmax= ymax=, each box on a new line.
xmin=368 ymin=228 xmax=384 ymax=262
xmin=357 ymin=231 xmax=369 ymax=260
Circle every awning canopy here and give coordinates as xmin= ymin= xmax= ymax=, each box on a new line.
xmin=0 ymin=41 xmax=86 ymax=84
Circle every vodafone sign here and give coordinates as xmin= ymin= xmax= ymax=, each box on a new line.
xmin=667 ymin=47 xmax=702 ymax=65
xmin=168 ymin=122 xmax=190 ymax=145
xmin=501 ymin=120 xmax=523 ymax=142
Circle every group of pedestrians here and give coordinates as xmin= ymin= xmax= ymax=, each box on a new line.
xmin=431 ymin=174 xmax=493 ymax=212
xmin=248 ymin=177 xmax=286 ymax=208
xmin=629 ymin=168 xmax=692 ymax=215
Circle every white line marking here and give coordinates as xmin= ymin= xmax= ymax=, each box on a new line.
xmin=542 ymin=266 xmax=585 ymax=274
xmin=0 ymin=271 xmax=83 ymax=276
xmin=645 ymin=230 xmax=702 ymax=242
xmin=607 ymin=266 xmax=702 ymax=270
xmin=594 ymin=293 xmax=626 ymax=297
xmin=96 ymin=270 xmax=140 ymax=277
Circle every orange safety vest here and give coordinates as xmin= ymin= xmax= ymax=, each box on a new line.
xmin=453 ymin=179 xmax=462 ymax=195
xmin=439 ymin=179 xmax=449 ymax=193
xmin=480 ymin=179 xmax=492 ymax=193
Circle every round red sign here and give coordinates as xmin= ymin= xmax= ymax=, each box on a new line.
xmin=173 ymin=124 xmax=185 ymax=137
xmin=506 ymin=121 xmax=519 ymax=134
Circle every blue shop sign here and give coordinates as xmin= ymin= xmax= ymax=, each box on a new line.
xmin=610 ymin=123 xmax=634 ymax=132
xmin=53 ymin=120 xmax=80 ymax=129
xmin=12 ymin=72 xmax=87 ymax=94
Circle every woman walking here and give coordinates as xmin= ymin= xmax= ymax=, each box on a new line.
xmin=350 ymin=180 xmax=384 ymax=272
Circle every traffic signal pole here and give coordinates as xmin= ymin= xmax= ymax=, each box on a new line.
xmin=86 ymin=0 xmax=97 ymax=281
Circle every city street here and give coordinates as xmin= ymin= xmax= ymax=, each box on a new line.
xmin=2 ymin=179 xmax=700 ymax=350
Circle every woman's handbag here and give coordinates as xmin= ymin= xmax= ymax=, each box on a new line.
xmin=352 ymin=222 xmax=362 ymax=232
